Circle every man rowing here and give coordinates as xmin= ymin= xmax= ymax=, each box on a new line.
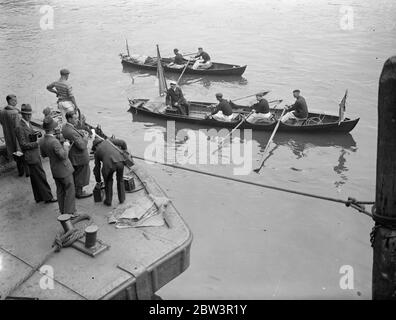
xmin=192 ymin=47 xmax=212 ymax=70
xmin=207 ymin=93 xmax=234 ymax=122
xmin=281 ymin=89 xmax=308 ymax=124
xmin=165 ymin=81 xmax=190 ymax=115
xmin=246 ymin=93 xmax=275 ymax=124
xmin=46 ymin=68 xmax=79 ymax=121
xmin=167 ymin=48 xmax=187 ymax=69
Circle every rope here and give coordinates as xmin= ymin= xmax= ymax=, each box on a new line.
xmin=132 ymin=155 xmax=373 ymax=218
xmin=1 ymin=214 xmax=91 ymax=300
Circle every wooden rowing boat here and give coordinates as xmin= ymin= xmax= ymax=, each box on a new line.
xmin=127 ymin=98 xmax=360 ymax=134
xmin=120 ymin=54 xmax=247 ymax=77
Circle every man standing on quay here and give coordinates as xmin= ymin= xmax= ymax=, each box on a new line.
xmin=62 ymin=110 xmax=92 ymax=199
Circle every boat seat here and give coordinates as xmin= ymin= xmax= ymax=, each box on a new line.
xmin=165 ymin=107 xmax=181 ymax=115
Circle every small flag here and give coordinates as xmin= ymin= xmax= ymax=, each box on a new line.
xmin=338 ymin=89 xmax=348 ymax=125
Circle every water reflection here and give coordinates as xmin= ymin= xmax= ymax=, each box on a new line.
xmin=130 ymin=111 xmax=357 ymax=186
xmin=122 ymin=64 xmax=248 ymax=88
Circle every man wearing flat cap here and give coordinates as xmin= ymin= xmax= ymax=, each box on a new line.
xmin=46 ymin=68 xmax=79 ymax=121
xmin=39 ymin=116 xmax=77 ymax=216
xmin=281 ymin=89 xmax=308 ymax=124
xmin=208 ymin=93 xmax=234 ymax=122
xmin=165 ymin=81 xmax=190 ymax=115
xmin=246 ymin=93 xmax=275 ymax=124
xmin=16 ymin=104 xmax=56 ymax=203
xmin=167 ymin=49 xmax=187 ymax=69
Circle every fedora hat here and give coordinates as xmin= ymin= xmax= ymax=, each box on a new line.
xmin=21 ymin=104 xmax=32 ymax=115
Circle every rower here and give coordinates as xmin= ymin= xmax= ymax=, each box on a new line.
xmin=167 ymin=49 xmax=186 ymax=69
xmin=246 ymin=93 xmax=275 ymax=124
xmin=207 ymin=93 xmax=234 ymax=122
xmin=281 ymin=89 xmax=308 ymax=124
xmin=192 ymin=47 xmax=212 ymax=70
xmin=165 ymin=81 xmax=190 ymax=115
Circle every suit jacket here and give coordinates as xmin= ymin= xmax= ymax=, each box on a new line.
xmin=93 ymin=140 xmax=125 ymax=182
xmin=0 ymin=105 xmax=21 ymax=157
xmin=61 ymin=122 xmax=89 ymax=166
xmin=166 ymin=87 xmax=186 ymax=106
xmin=39 ymin=134 xmax=74 ymax=179
xmin=15 ymin=119 xmax=41 ymax=165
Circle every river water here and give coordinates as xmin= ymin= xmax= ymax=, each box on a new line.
xmin=1 ymin=0 xmax=395 ymax=299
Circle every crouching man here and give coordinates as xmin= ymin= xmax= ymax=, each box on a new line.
xmin=92 ymin=137 xmax=127 ymax=207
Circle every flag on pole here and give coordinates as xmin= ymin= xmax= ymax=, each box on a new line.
xmin=338 ymin=89 xmax=348 ymax=125
xmin=156 ymin=45 xmax=168 ymax=97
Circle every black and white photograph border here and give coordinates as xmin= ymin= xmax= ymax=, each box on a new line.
xmin=0 ymin=0 xmax=395 ymax=302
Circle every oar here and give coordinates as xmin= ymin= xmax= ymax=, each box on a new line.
xmin=212 ymin=99 xmax=283 ymax=155
xmin=181 ymin=52 xmax=196 ymax=57
xmin=253 ymin=107 xmax=287 ymax=173
xmin=211 ymin=110 xmax=255 ymax=155
xmin=231 ymin=91 xmax=270 ymax=103
xmin=193 ymin=98 xmax=281 ymax=110
xmin=176 ymin=58 xmax=191 ymax=85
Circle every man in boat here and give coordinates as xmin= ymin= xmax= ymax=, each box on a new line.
xmin=165 ymin=81 xmax=190 ymax=115
xmin=92 ymin=137 xmax=127 ymax=206
xmin=46 ymin=69 xmax=80 ymax=121
xmin=0 ymin=94 xmax=27 ymax=176
xmin=61 ymin=111 xmax=92 ymax=199
xmin=246 ymin=93 xmax=275 ymax=124
xmin=39 ymin=116 xmax=77 ymax=217
xmin=192 ymin=47 xmax=212 ymax=70
xmin=281 ymin=90 xmax=308 ymax=124
xmin=15 ymin=104 xmax=57 ymax=204
xmin=207 ymin=93 xmax=235 ymax=122
xmin=167 ymin=49 xmax=186 ymax=69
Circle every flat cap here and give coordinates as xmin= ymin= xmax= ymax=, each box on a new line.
xmin=42 ymin=116 xmax=58 ymax=131
xmin=60 ymin=68 xmax=70 ymax=75
xmin=215 ymin=93 xmax=223 ymax=98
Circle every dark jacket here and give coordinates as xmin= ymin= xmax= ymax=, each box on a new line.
xmin=211 ymin=99 xmax=233 ymax=116
xmin=39 ymin=134 xmax=74 ymax=179
xmin=93 ymin=139 xmax=126 ymax=182
xmin=15 ymin=119 xmax=41 ymax=165
xmin=251 ymin=99 xmax=270 ymax=114
xmin=289 ymin=96 xmax=308 ymax=119
xmin=0 ymin=105 xmax=21 ymax=157
xmin=61 ymin=122 xmax=90 ymax=166
xmin=174 ymin=53 xmax=185 ymax=65
xmin=195 ymin=51 xmax=210 ymax=62
xmin=166 ymin=87 xmax=186 ymax=106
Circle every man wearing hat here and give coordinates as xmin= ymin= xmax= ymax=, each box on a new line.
xmin=281 ymin=90 xmax=308 ymax=124
xmin=167 ymin=49 xmax=186 ymax=69
xmin=46 ymin=68 xmax=79 ymax=120
xmin=208 ymin=93 xmax=234 ymax=122
xmin=246 ymin=93 xmax=275 ymax=124
xmin=62 ymin=110 xmax=92 ymax=199
xmin=165 ymin=81 xmax=190 ymax=115
xmin=0 ymin=94 xmax=26 ymax=176
xmin=15 ymin=104 xmax=56 ymax=203
xmin=192 ymin=47 xmax=212 ymax=70
xmin=39 ymin=116 xmax=77 ymax=216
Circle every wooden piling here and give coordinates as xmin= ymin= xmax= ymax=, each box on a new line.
xmin=372 ymin=56 xmax=396 ymax=300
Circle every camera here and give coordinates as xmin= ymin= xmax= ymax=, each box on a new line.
xmin=28 ymin=131 xmax=43 ymax=142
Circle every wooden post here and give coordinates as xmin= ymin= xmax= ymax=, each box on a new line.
xmin=372 ymin=56 xmax=396 ymax=300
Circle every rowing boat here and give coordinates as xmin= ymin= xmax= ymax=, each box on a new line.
xmin=127 ymin=98 xmax=359 ymax=133
xmin=120 ymin=54 xmax=247 ymax=77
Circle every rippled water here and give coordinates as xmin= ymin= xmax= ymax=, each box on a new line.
xmin=1 ymin=0 xmax=395 ymax=298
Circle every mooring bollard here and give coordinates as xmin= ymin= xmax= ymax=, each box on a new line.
xmin=57 ymin=214 xmax=74 ymax=233
xmin=372 ymin=56 xmax=396 ymax=300
xmin=85 ymin=225 xmax=98 ymax=248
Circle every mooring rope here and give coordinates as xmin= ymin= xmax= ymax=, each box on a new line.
xmin=132 ymin=156 xmax=374 ymax=218
xmin=1 ymin=214 xmax=91 ymax=300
